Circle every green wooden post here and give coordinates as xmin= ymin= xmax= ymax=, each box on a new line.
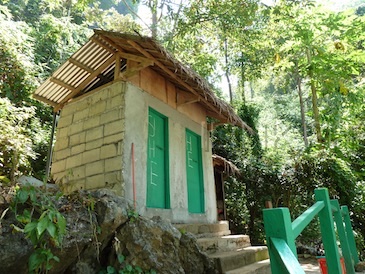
xmin=342 ymin=206 xmax=360 ymax=265
xmin=315 ymin=188 xmax=342 ymax=274
xmin=263 ymin=208 xmax=297 ymax=274
xmin=331 ymin=200 xmax=355 ymax=274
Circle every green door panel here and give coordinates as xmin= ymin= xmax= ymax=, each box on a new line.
xmin=186 ymin=129 xmax=205 ymax=213
xmin=146 ymin=108 xmax=169 ymax=208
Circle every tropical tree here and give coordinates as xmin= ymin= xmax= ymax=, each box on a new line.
xmin=171 ymin=0 xmax=265 ymax=102
xmin=0 ymin=6 xmax=37 ymax=103
xmin=268 ymin=1 xmax=365 ymax=144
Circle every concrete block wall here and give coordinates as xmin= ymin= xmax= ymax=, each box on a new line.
xmin=51 ymin=82 xmax=126 ymax=194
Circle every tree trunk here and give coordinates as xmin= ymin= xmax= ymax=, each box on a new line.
xmin=306 ymin=47 xmax=323 ymax=143
xmin=240 ymin=53 xmax=246 ymax=103
xmin=224 ymin=38 xmax=233 ymax=104
xmin=295 ymin=66 xmax=308 ymax=147
xmin=249 ymin=81 xmax=254 ymax=100
xmin=151 ymin=2 xmax=158 ymax=38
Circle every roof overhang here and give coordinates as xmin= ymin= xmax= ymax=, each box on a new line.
xmin=213 ymin=154 xmax=241 ymax=177
xmin=33 ymin=30 xmax=251 ymax=131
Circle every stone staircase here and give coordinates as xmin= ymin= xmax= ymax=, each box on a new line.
xmin=174 ymin=221 xmax=271 ymax=274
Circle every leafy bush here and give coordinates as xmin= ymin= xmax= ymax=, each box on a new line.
xmin=10 ymin=184 xmax=66 ymax=273
xmin=0 ymin=98 xmax=36 ymax=182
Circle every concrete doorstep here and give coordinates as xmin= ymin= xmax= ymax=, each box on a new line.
xmin=209 ymin=246 xmax=269 ymax=273
xmin=174 ymin=222 xmax=270 ymax=273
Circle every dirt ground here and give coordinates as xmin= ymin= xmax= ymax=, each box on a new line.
xmin=299 ymin=257 xmax=321 ymax=274
xmin=299 ymin=257 xmax=365 ymax=274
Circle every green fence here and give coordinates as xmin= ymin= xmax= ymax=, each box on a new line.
xmin=263 ymin=188 xmax=359 ymax=274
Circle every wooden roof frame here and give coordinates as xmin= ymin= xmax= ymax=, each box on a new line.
xmin=33 ymin=30 xmax=251 ymax=131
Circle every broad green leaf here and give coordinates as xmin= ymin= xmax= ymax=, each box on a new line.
xmin=29 ymin=189 xmax=37 ymax=203
xmin=46 ymin=223 xmax=57 ymax=238
xmin=17 ymin=189 xmax=29 ymax=204
xmin=24 ymin=221 xmax=38 ymax=234
xmin=107 ymin=266 xmax=116 ymax=274
xmin=56 ymin=212 xmax=66 ymax=234
xmin=117 ymin=254 xmax=125 ymax=264
xmin=28 ymin=251 xmax=42 ymax=272
xmin=37 ymin=216 xmax=49 ymax=237
xmin=53 ymin=255 xmax=60 ymax=262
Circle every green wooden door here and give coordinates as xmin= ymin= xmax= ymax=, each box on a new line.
xmin=147 ymin=108 xmax=169 ymax=208
xmin=186 ymin=129 xmax=205 ymax=213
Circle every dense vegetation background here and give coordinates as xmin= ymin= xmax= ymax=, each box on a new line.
xmin=1 ymin=0 xmax=365 ymax=259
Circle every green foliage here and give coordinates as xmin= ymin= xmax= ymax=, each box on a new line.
xmin=84 ymin=3 xmax=141 ymax=33
xmin=0 ymin=98 xmax=36 ymax=182
xmin=0 ymin=97 xmax=53 ymax=181
xmin=98 ymin=0 xmax=138 ymax=15
xmin=0 ymin=2 xmax=91 ymax=179
xmin=224 ymin=177 xmax=249 ymax=234
xmin=212 ymin=101 xmax=267 ymax=243
xmin=32 ymin=14 xmax=90 ymax=77
xmin=0 ymin=7 xmax=37 ymax=103
xmin=166 ymin=0 xmax=265 ymax=92
xmin=10 ymin=184 xmax=66 ymax=273
xmin=0 ymin=0 xmax=365 ymax=260
xmin=127 ymin=209 xmax=139 ymax=223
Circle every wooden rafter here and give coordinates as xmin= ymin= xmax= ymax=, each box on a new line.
xmin=176 ymin=90 xmax=200 ymax=106
xmin=33 ymin=30 xmax=249 ymax=130
xmin=98 ymin=35 xmax=155 ymax=80
xmin=97 ymin=35 xmax=128 ymax=56
xmin=119 ymin=52 xmax=153 ymax=64
xmin=33 ymin=94 xmax=58 ymax=107
xmin=114 ymin=53 xmax=121 ymax=80
xmin=54 ymin=55 xmax=116 ymax=112
xmin=69 ymin=58 xmax=93 ymax=73
xmin=50 ymin=78 xmax=75 ymax=91
xmin=206 ymin=110 xmax=229 ymax=124
xmin=120 ymin=60 xmax=154 ymax=80
xmin=91 ymin=36 xmax=116 ymax=54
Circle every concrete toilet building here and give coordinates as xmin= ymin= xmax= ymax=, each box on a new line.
xmin=33 ymin=30 xmax=250 ymax=224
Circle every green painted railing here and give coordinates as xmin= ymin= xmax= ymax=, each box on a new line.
xmin=263 ymin=188 xmax=359 ymax=274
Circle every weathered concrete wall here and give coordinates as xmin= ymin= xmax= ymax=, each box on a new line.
xmin=123 ymin=83 xmax=217 ymax=223
xmin=51 ymin=82 xmax=126 ymax=194
xmin=52 ymin=69 xmax=217 ymax=223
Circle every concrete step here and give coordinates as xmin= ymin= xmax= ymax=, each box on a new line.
xmin=197 ymin=235 xmax=251 ymax=254
xmin=209 ymin=246 xmax=269 ymax=273
xmin=226 ymin=259 xmax=271 ymax=274
xmin=174 ymin=221 xmax=231 ymax=238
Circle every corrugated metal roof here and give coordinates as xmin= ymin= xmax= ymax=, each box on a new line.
xmin=33 ymin=30 xmax=251 ymax=130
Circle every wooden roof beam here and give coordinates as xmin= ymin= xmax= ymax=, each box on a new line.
xmin=91 ymin=36 xmax=117 ymax=54
xmin=206 ymin=110 xmax=229 ymax=125
xmin=97 ymin=35 xmax=155 ymax=77
xmin=97 ymin=35 xmax=131 ymax=57
xmin=119 ymin=52 xmax=153 ymax=64
xmin=119 ymin=59 xmax=154 ymax=80
xmin=114 ymin=53 xmax=121 ymax=80
xmin=54 ymin=55 xmax=116 ymax=112
xmin=50 ymin=78 xmax=76 ymax=91
xmin=33 ymin=94 xmax=58 ymax=107
xmin=69 ymin=58 xmax=94 ymax=73
xmin=176 ymin=90 xmax=200 ymax=106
